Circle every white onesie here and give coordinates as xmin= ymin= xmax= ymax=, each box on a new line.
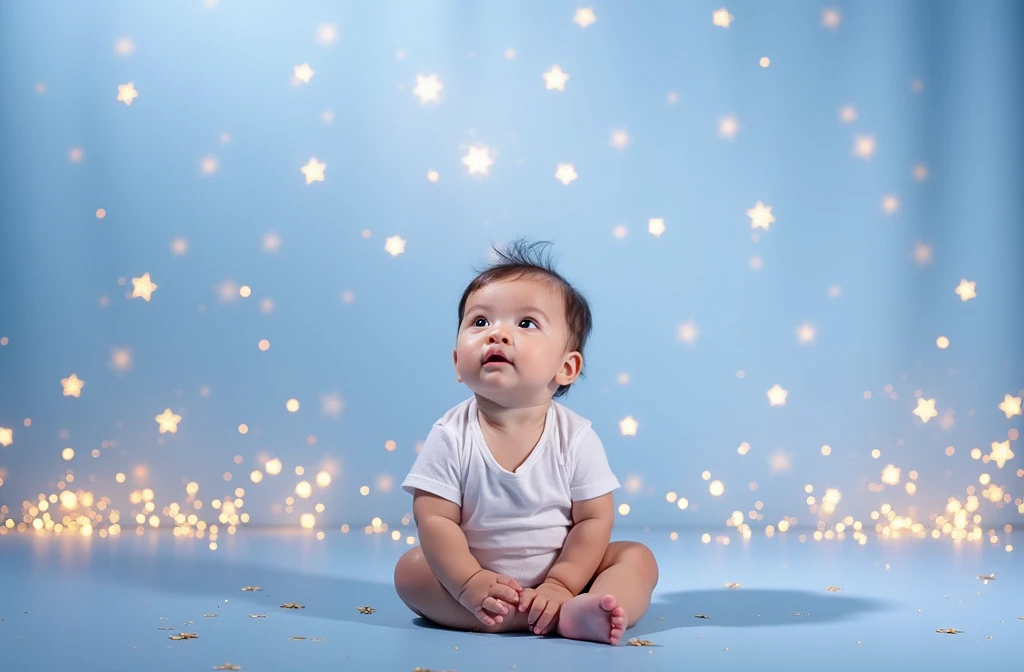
xmin=401 ymin=396 xmax=620 ymax=588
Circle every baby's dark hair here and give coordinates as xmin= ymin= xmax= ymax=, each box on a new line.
xmin=457 ymin=238 xmax=593 ymax=398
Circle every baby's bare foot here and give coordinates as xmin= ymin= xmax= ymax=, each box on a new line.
xmin=556 ymin=594 xmax=626 ymax=645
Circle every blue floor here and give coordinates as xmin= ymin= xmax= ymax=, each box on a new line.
xmin=1 ymin=527 xmax=1019 ymax=671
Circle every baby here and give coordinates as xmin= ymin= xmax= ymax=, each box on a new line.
xmin=394 ymin=239 xmax=659 ymax=645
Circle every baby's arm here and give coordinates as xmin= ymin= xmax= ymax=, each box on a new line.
xmin=413 ymin=489 xmax=482 ymax=598
xmin=543 ymin=492 xmax=614 ymax=594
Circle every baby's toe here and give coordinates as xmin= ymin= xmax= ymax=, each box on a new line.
xmin=611 ymin=615 xmax=625 ymax=626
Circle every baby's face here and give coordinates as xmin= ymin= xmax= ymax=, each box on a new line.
xmin=454 ymin=276 xmax=581 ymax=406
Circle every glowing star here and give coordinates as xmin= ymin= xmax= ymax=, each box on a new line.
xmin=988 ymin=440 xmax=1014 ymax=469
xmin=610 ymin=129 xmax=630 ymax=150
xmin=300 ymin=158 xmax=326 ymax=184
xmin=881 ymin=464 xmax=901 ymax=486
xmin=110 ymin=348 xmax=132 ymax=372
xmin=412 ymin=73 xmax=443 ymax=104
xmin=543 ymin=65 xmax=570 ymax=91
xmin=461 ymin=145 xmax=494 ymax=176
xmin=115 ymin=37 xmax=135 ymax=56
xmin=315 ymin=23 xmax=338 ymax=45
xmin=320 ymin=393 xmax=345 ymax=417
xmin=263 ymin=232 xmax=281 ymax=252
xmin=155 ymin=408 xmax=182 ymax=434
xmin=766 ymin=384 xmax=788 ymax=407
xmin=954 ymin=279 xmax=976 ymax=302
xmin=998 ymin=394 xmax=1022 ymax=419
xmin=677 ymin=319 xmax=699 ymax=345
xmin=0 ymin=427 xmax=12 ymax=447
xmin=554 ymin=163 xmax=578 ymax=185
xmin=619 ymin=416 xmax=638 ymax=436
xmin=648 ymin=218 xmax=665 ymax=237
xmin=293 ymin=63 xmax=315 ymax=84
xmin=712 ymin=7 xmax=734 ymax=28
xmin=852 ymin=134 xmax=876 ymax=159
xmin=912 ymin=397 xmax=937 ymax=423
xmin=131 ymin=272 xmax=158 ymax=301
xmin=821 ymin=8 xmax=841 ymax=29
xmin=384 ymin=235 xmax=406 ymax=257
xmin=839 ymin=106 xmax=857 ymax=123
xmin=573 ymin=8 xmax=597 ymax=28
xmin=796 ymin=323 xmax=816 ymax=344
xmin=768 ymin=449 xmax=792 ymax=473
xmin=717 ymin=115 xmax=739 ymax=140
xmin=61 ymin=373 xmax=85 ymax=397
xmin=747 ymin=201 xmax=775 ymax=230
xmin=913 ymin=241 xmax=934 ymax=266
xmin=117 ymin=82 xmax=138 ymax=106
xmin=881 ymin=195 xmax=900 ymax=214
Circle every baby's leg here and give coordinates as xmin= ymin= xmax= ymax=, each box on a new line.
xmin=394 ymin=546 xmax=529 ymax=633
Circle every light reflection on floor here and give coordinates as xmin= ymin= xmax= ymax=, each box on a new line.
xmin=0 ymin=527 xmax=1019 ymax=671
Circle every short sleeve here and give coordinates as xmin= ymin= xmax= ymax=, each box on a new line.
xmin=401 ymin=425 xmax=463 ymax=505
xmin=569 ymin=425 xmax=620 ymax=501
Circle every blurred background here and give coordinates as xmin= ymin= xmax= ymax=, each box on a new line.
xmin=0 ymin=0 xmax=1021 ymax=549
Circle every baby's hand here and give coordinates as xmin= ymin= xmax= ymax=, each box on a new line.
xmin=457 ymin=570 xmax=523 ymax=627
xmin=518 ymin=581 xmax=574 ymax=635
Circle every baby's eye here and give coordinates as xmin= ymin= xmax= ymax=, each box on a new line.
xmin=519 ymin=318 xmax=538 ymax=329
xmin=473 ymin=317 xmax=489 ymax=327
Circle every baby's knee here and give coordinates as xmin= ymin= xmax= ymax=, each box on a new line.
xmin=394 ymin=546 xmax=428 ymax=599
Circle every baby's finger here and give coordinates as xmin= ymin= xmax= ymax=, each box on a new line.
xmin=518 ymin=588 xmax=536 ymax=613
xmin=528 ymin=595 xmax=547 ymax=627
xmin=481 ymin=596 xmax=509 ymax=616
xmin=474 ymin=607 xmax=497 ymax=627
xmin=489 ymin=584 xmax=520 ymax=605
xmin=494 ymin=575 xmax=524 ymax=592
xmin=535 ymin=602 xmax=560 ymax=634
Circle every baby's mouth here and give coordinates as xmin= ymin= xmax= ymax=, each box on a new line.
xmin=482 ymin=354 xmax=512 ymax=366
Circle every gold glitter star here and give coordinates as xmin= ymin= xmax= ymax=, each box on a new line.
xmin=213 ymin=665 xmax=242 ymax=671
xmin=954 ymin=279 xmax=976 ymax=301
xmin=0 ymin=427 xmax=12 ymax=447
xmin=766 ymin=384 xmax=788 ymax=406
xmin=712 ymin=8 xmax=734 ymax=28
xmin=384 ymin=235 xmax=406 ymax=257
xmin=988 ymin=441 xmax=1014 ymax=469
xmin=131 ymin=272 xmax=158 ymax=301
xmin=935 ymin=628 xmax=963 ymax=635
xmin=543 ymin=65 xmax=570 ymax=91
xmin=461 ymin=145 xmax=494 ymax=176
xmin=356 ymin=605 xmax=377 ymax=614
xmin=155 ymin=409 xmax=182 ymax=434
xmin=573 ymin=8 xmax=597 ymax=28
xmin=747 ymin=201 xmax=775 ymax=230
xmin=554 ymin=163 xmax=577 ymax=185
xmin=627 ymin=637 xmax=655 ymax=646
xmin=117 ymin=82 xmax=138 ymax=105
xmin=881 ymin=464 xmax=901 ymax=486
xmin=912 ymin=397 xmax=937 ymax=423
xmin=168 ymin=632 xmax=198 ymax=640
xmin=293 ymin=63 xmax=315 ymax=84
xmin=825 ymin=586 xmax=843 ymax=592
xmin=617 ymin=415 xmax=639 ymax=437
xmin=61 ymin=373 xmax=85 ymax=397
xmin=998 ymin=394 xmax=1022 ymax=419
xmin=300 ymin=158 xmax=326 ymax=184
xmin=413 ymin=74 xmax=443 ymax=104
xmin=648 ymin=218 xmax=665 ymax=237
xmin=280 ymin=602 xmax=305 ymax=609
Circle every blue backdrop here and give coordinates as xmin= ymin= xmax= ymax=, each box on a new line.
xmin=1 ymin=1 xmax=1021 ymax=548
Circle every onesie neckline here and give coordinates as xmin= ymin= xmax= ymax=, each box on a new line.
xmin=469 ymin=397 xmax=553 ymax=479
